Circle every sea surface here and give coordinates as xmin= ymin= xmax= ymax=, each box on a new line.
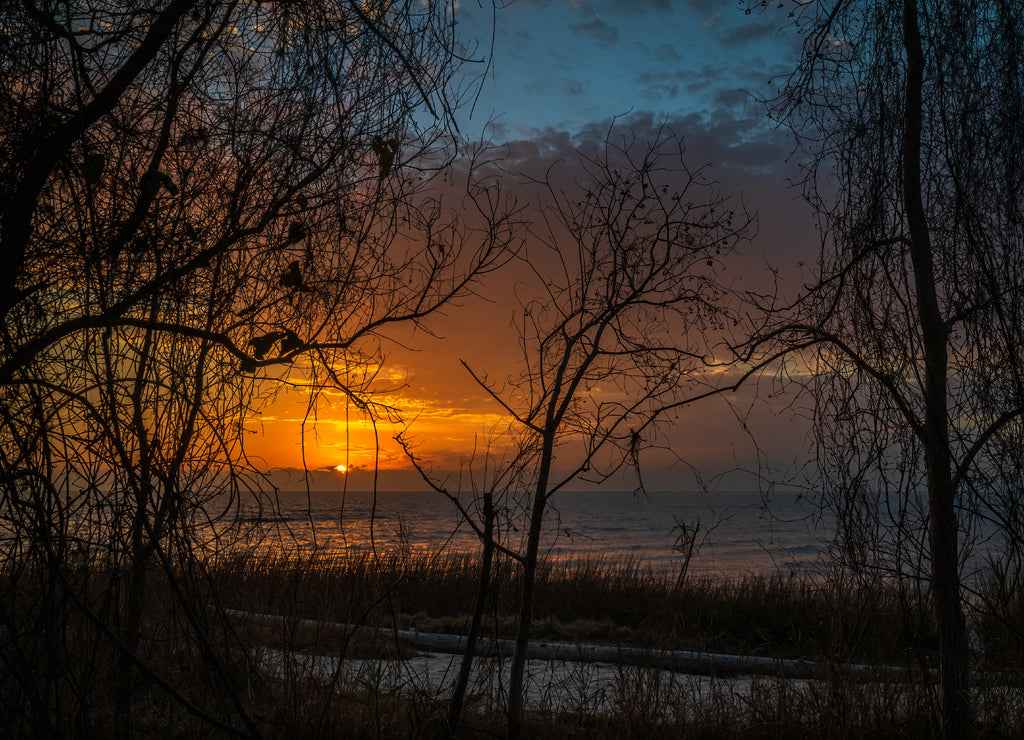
xmin=230 ymin=489 xmax=831 ymax=576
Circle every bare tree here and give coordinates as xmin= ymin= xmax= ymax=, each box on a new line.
xmin=0 ymin=1 xmax=518 ymax=735
xmin=398 ymin=430 xmax=531 ymax=737
xmin=408 ymin=127 xmax=751 ymax=739
xmin=747 ymin=2 xmax=1024 ymax=736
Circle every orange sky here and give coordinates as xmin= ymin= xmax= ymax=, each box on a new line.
xmin=242 ymin=274 xmax=526 ymax=489
xmin=239 ymin=152 xmax=823 ymax=492
xmin=243 ymin=352 xmax=512 ymax=476
xmin=244 ymin=227 xmax=815 ymax=494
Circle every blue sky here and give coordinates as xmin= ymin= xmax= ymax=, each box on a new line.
xmin=447 ymin=0 xmax=815 ymax=276
xmin=457 ymin=0 xmax=798 ymax=140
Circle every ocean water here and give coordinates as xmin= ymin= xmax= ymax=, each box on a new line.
xmin=230 ymin=490 xmax=830 ymax=576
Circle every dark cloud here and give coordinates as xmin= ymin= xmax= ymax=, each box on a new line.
xmin=729 ymin=58 xmax=798 ymax=92
xmin=501 ymin=129 xmax=577 ymax=166
xmin=632 ymin=40 xmax=683 ymax=64
xmin=722 ymin=139 xmax=789 ymax=170
xmin=682 ymin=0 xmax=718 ymax=14
xmin=614 ymin=0 xmax=672 ymax=12
xmin=707 ymin=59 xmax=797 ymax=105
xmin=683 ymin=65 xmax=725 ymax=94
xmin=446 ymin=107 xmax=817 ymax=480
xmin=502 ymin=26 xmax=537 ymax=62
xmin=632 ymin=66 xmax=733 ymax=102
xmin=483 ymin=120 xmax=511 ymax=142
xmin=571 ymin=16 xmax=619 ymax=47
xmin=639 ymin=83 xmax=679 ymax=102
xmin=498 ymin=106 xmax=792 ymax=187
xmin=633 ymin=69 xmax=687 ymax=101
xmin=717 ymin=20 xmax=777 ymax=47
xmin=681 ymin=0 xmax=721 ymax=26
xmin=712 ymin=88 xmax=751 ymax=109
xmin=630 ymin=59 xmax=779 ymax=110
xmin=651 ymin=43 xmax=683 ymax=63
xmin=725 ymin=55 xmax=772 ymax=87
xmin=523 ymin=76 xmax=555 ymax=97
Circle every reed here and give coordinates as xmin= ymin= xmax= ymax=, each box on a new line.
xmin=205 ymin=548 xmax=941 ymax=667
xmin=6 ymin=548 xmax=1019 ymax=737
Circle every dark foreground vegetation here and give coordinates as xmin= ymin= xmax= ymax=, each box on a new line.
xmin=5 ymin=0 xmax=1024 ymax=737
xmin=4 ymin=549 xmax=1022 ymax=738
xmin=214 ymin=549 xmax=1024 ymax=673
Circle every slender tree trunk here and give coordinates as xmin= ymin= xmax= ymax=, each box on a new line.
xmin=902 ymin=3 xmax=970 ymax=737
xmin=446 ymin=491 xmax=495 ymax=737
xmin=508 ymin=440 xmax=554 ymax=740
xmin=115 ymin=485 xmax=154 ymax=737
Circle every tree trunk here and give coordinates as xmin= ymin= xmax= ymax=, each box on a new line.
xmin=115 ymin=485 xmax=154 ymax=737
xmin=508 ymin=441 xmax=554 ymax=740
xmin=901 ymin=2 xmax=970 ymax=736
xmin=446 ymin=491 xmax=495 ymax=737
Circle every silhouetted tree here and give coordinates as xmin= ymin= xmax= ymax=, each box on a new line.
xmin=748 ymin=2 xmax=1024 ymax=736
xmin=456 ymin=127 xmax=750 ymax=739
xmin=0 ymin=1 xmax=516 ymax=735
xmin=399 ymin=425 xmax=535 ymax=737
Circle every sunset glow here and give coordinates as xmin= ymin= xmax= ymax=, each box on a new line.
xmin=228 ymin=0 xmax=821 ymax=488
xmin=6 ymin=1 xmax=1019 ymax=734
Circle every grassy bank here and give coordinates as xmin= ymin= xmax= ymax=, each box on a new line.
xmin=201 ymin=547 xmax=1023 ymax=737
xmin=209 ymin=548 xmax=941 ymax=666
xmin=4 ymin=547 xmax=1022 ymax=737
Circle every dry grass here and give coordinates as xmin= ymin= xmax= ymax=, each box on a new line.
xmin=206 ymin=549 xmax=939 ymax=666
xmin=3 ymin=547 xmax=1022 ymax=737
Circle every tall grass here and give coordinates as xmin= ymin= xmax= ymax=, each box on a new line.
xmin=6 ymin=547 xmax=1020 ymax=737
xmin=206 ymin=548 xmax=943 ymax=666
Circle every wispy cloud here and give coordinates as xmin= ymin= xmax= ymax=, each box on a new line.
xmin=717 ymin=20 xmax=777 ymax=47
xmin=630 ymin=41 xmax=682 ymax=63
xmin=571 ymin=15 xmax=619 ymax=47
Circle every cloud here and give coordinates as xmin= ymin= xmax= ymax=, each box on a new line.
xmin=682 ymin=64 xmax=726 ymax=94
xmin=727 ymin=58 xmax=795 ymax=94
xmin=497 ymin=105 xmax=793 ymax=191
xmin=504 ymin=128 xmax=578 ymax=164
xmin=570 ymin=16 xmax=619 ymax=47
xmin=682 ymin=0 xmax=718 ymax=14
xmin=717 ymin=19 xmax=777 ymax=47
xmin=633 ymin=69 xmax=689 ymax=101
xmin=615 ymin=0 xmax=671 ymax=11
xmin=713 ymin=87 xmax=751 ymax=109
xmin=639 ymin=83 xmax=679 ymax=102
xmin=651 ymin=42 xmax=683 ymax=63
xmin=631 ymin=40 xmax=683 ymax=64
xmin=571 ymin=0 xmax=670 ymax=14
xmin=682 ymin=0 xmax=721 ymax=26
xmin=630 ymin=58 xmax=778 ymax=110
xmin=503 ymin=26 xmax=539 ymax=62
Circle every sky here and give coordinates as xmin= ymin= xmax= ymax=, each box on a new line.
xmin=249 ymin=0 xmax=822 ymax=492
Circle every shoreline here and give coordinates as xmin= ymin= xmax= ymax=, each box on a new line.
xmin=223 ymin=607 xmax=937 ymax=682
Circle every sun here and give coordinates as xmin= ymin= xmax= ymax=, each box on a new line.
xmin=335 ymin=464 xmax=347 ymax=473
